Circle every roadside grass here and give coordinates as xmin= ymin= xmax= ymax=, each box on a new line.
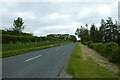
xmin=2 ymin=41 xmax=71 ymax=58
xmin=3 ymin=41 xmax=62 ymax=51
xmin=66 ymin=43 xmax=118 ymax=78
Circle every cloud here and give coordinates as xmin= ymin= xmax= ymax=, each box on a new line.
xmin=48 ymin=13 xmax=69 ymax=19
xmin=1 ymin=0 xmax=119 ymax=2
xmin=1 ymin=1 xmax=118 ymax=36
xmin=16 ymin=12 xmax=36 ymax=19
xmin=98 ymin=5 xmax=111 ymax=15
xmin=79 ymin=8 xmax=92 ymax=17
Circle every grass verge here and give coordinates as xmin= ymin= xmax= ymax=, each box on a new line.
xmin=2 ymin=41 xmax=71 ymax=58
xmin=66 ymin=43 xmax=118 ymax=78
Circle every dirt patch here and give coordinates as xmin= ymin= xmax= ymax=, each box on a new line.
xmin=80 ymin=44 xmax=118 ymax=74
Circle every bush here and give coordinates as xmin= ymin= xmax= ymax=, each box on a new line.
xmin=97 ymin=43 xmax=106 ymax=56
xmin=88 ymin=42 xmax=94 ymax=49
xmin=2 ymin=30 xmax=68 ymax=43
xmin=118 ymin=46 xmax=120 ymax=66
xmin=86 ymin=42 xmax=119 ymax=65
xmin=2 ymin=34 xmax=43 ymax=43
xmin=2 ymin=34 xmax=65 ymax=44
xmin=108 ymin=43 xmax=119 ymax=63
xmin=87 ymin=41 xmax=93 ymax=47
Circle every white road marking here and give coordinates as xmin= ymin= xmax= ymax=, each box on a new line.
xmin=25 ymin=55 xmax=42 ymax=62
xmin=56 ymin=48 xmax=60 ymax=50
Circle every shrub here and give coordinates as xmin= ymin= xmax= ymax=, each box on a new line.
xmin=102 ymin=42 xmax=118 ymax=60
xmin=2 ymin=34 xmax=43 ymax=43
xmin=87 ymin=41 xmax=93 ymax=47
xmin=108 ymin=43 xmax=119 ymax=64
xmin=88 ymin=42 xmax=94 ymax=48
xmin=86 ymin=42 xmax=119 ymax=64
xmin=2 ymin=34 xmax=65 ymax=44
xmin=97 ymin=43 xmax=106 ymax=56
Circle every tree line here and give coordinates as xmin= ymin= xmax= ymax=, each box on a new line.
xmin=75 ymin=17 xmax=120 ymax=65
xmin=2 ymin=17 xmax=77 ymax=43
xmin=75 ymin=17 xmax=120 ymax=45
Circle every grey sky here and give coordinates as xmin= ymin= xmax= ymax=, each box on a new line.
xmin=0 ymin=0 xmax=119 ymax=36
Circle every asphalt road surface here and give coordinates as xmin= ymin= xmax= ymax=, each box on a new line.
xmin=2 ymin=43 xmax=76 ymax=78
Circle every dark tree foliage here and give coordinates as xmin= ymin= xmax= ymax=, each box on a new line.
xmin=75 ymin=17 xmax=119 ymax=65
xmin=12 ymin=17 xmax=24 ymax=33
xmin=75 ymin=17 xmax=119 ymax=44
xmin=75 ymin=26 xmax=88 ymax=43
xmin=75 ymin=28 xmax=80 ymax=37
xmin=90 ymin=24 xmax=96 ymax=42
xmin=99 ymin=19 xmax=106 ymax=42
xmin=47 ymin=34 xmax=77 ymax=42
xmin=105 ymin=17 xmax=114 ymax=42
xmin=70 ymin=35 xmax=77 ymax=42
xmin=2 ymin=29 xmax=33 ymax=36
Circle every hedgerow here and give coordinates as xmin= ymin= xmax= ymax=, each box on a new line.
xmin=2 ymin=34 xmax=63 ymax=43
xmin=86 ymin=42 xmax=119 ymax=65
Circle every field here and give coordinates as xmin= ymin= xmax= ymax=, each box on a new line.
xmin=2 ymin=41 xmax=70 ymax=58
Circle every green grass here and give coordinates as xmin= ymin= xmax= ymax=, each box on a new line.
xmin=2 ymin=41 xmax=71 ymax=58
xmin=3 ymin=41 xmax=61 ymax=51
xmin=66 ymin=43 xmax=118 ymax=78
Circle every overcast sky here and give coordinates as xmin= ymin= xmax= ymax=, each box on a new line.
xmin=0 ymin=0 xmax=119 ymax=36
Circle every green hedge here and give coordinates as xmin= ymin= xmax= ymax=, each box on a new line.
xmin=2 ymin=34 xmax=63 ymax=43
xmin=86 ymin=42 xmax=119 ymax=65
xmin=2 ymin=34 xmax=41 ymax=43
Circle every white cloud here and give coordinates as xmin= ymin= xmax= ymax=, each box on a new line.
xmin=1 ymin=0 xmax=119 ymax=2
xmin=48 ymin=13 xmax=69 ymax=19
xmin=16 ymin=12 xmax=36 ymax=19
xmin=1 ymin=1 xmax=118 ymax=36
xmin=44 ymin=22 xmax=82 ymax=31
xmin=97 ymin=5 xmax=111 ymax=15
xmin=97 ymin=1 xmax=118 ymax=18
xmin=44 ymin=25 xmax=68 ymax=29
xmin=79 ymin=8 xmax=92 ymax=17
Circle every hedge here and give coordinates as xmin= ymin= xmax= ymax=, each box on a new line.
xmin=2 ymin=34 xmax=63 ymax=43
xmin=86 ymin=42 xmax=119 ymax=65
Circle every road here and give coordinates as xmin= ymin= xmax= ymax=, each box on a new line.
xmin=2 ymin=43 xmax=76 ymax=78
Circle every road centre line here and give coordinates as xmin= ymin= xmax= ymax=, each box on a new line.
xmin=25 ymin=55 xmax=42 ymax=62
xmin=56 ymin=48 xmax=60 ymax=50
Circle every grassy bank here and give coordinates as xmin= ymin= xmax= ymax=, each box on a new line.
xmin=2 ymin=41 xmax=71 ymax=58
xmin=66 ymin=43 xmax=118 ymax=78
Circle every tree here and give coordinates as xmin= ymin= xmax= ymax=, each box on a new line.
xmin=90 ymin=24 xmax=96 ymax=42
xmin=105 ymin=17 xmax=119 ymax=42
xmin=85 ymin=24 xmax=89 ymax=41
xmin=12 ymin=17 xmax=24 ymax=33
xmin=112 ymin=20 xmax=119 ymax=42
xmin=105 ymin=17 xmax=112 ymax=42
xmin=75 ymin=17 xmax=119 ymax=44
xmin=117 ymin=22 xmax=120 ymax=45
xmin=89 ymin=23 xmax=101 ymax=42
xmin=75 ymin=28 xmax=80 ymax=37
xmin=75 ymin=26 xmax=88 ymax=42
xmin=70 ymin=35 xmax=77 ymax=42
xmin=47 ymin=34 xmax=55 ymax=38
xmin=99 ymin=19 xmax=106 ymax=42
